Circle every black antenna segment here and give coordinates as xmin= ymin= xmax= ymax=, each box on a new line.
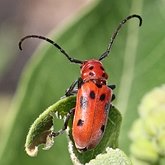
xmin=19 ymin=35 xmax=83 ymax=64
xmin=99 ymin=14 xmax=142 ymax=61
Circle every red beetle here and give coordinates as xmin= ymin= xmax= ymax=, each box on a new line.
xmin=19 ymin=14 xmax=142 ymax=151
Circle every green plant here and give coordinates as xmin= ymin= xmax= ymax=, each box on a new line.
xmin=0 ymin=0 xmax=165 ymax=164
xmin=24 ymin=96 xmax=123 ymax=164
xmin=130 ymin=85 xmax=165 ymax=165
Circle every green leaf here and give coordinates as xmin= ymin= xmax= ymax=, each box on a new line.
xmin=67 ymin=105 xmax=122 ymax=164
xmin=1 ymin=0 xmax=165 ymax=165
xmin=86 ymin=147 xmax=132 ymax=165
xmin=24 ymin=96 xmax=121 ymax=163
xmin=25 ymin=96 xmax=76 ymax=157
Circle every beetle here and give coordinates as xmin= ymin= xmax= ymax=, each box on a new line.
xmin=19 ymin=14 xmax=142 ymax=151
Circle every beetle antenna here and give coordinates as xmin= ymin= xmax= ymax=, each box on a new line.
xmin=99 ymin=14 xmax=142 ymax=61
xmin=19 ymin=35 xmax=83 ymax=64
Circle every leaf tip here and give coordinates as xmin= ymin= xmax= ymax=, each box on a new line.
xmin=25 ymin=145 xmax=38 ymax=157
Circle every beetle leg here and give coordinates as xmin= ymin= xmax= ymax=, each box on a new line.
xmin=77 ymin=77 xmax=83 ymax=89
xmin=50 ymin=108 xmax=75 ymax=138
xmin=108 ymin=85 xmax=116 ymax=101
xmin=65 ymin=80 xmax=78 ymax=97
xmin=65 ymin=77 xmax=83 ymax=97
xmin=108 ymin=84 xmax=116 ymax=90
xmin=111 ymin=94 xmax=116 ymax=101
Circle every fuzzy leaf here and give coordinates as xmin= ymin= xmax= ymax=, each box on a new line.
xmin=86 ymin=147 xmax=132 ymax=165
xmin=24 ymin=95 xmax=122 ymax=164
xmin=130 ymin=85 xmax=165 ymax=165
xmin=67 ymin=105 xmax=122 ymax=164
xmin=25 ymin=96 xmax=76 ymax=157
xmin=1 ymin=0 xmax=165 ymax=165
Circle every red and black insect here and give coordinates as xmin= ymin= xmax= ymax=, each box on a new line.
xmin=19 ymin=14 xmax=142 ymax=151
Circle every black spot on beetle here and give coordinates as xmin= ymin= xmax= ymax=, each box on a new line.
xmin=77 ymin=119 xmax=84 ymax=126
xmin=89 ymin=66 xmax=94 ymax=70
xmin=100 ymin=93 xmax=106 ymax=101
xmin=89 ymin=72 xmax=94 ymax=76
xmin=80 ymin=96 xmax=88 ymax=110
xmin=101 ymin=125 xmax=105 ymax=133
xmin=96 ymin=83 xmax=102 ymax=88
xmin=90 ymin=91 xmax=95 ymax=99
xmin=102 ymin=73 xmax=106 ymax=77
xmin=100 ymin=66 xmax=104 ymax=71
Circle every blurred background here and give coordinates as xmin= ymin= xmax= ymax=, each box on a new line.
xmin=0 ymin=0 xmax=165 ymax=164
xmin=0 ymin=0 xmax=89 ymax=114
xmin=0 ymin=0 xmax=89 ymax=164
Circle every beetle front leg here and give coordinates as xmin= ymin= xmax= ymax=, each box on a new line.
xmin=108 ymin=84 xmax=116 ymax=90
xmin=65 ymin=80 xmax=78 ymax=97
xmin=50 ymin=108 xmax=75 ymax=138
xmin=65 ymin=77 xmax=83 ymax=97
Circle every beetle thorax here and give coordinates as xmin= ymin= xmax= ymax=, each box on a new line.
xmin=80 ymin=59 xmax=108 ymax=83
